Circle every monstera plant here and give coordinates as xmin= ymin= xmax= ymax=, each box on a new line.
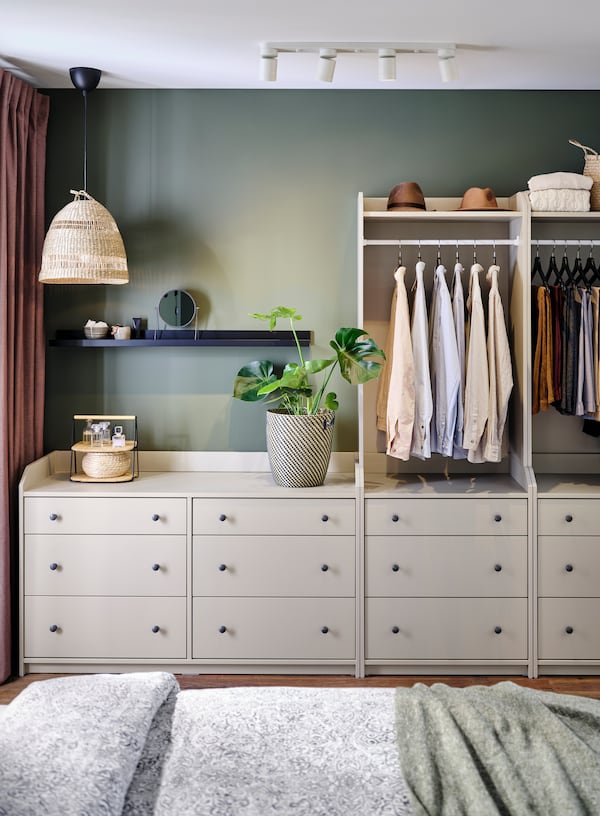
xmin=233 ymin=306 xmax=385 ymax=413
xmin=233 ymin=306 xmax=385 ymax=487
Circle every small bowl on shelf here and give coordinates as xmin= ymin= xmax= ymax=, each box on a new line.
xmin=83 ymin=324 xmax=109 ymax=339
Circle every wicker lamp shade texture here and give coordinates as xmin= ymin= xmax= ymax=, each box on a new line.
xmin=39 ymin=190 xmax=128 ymax=284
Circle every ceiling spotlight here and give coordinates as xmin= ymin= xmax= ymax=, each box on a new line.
xmin=438 ymin=48 xmax=458 ymax=82
xmin=260 ymin=47 xmax=278 ymax=81
xmin=318 ymin=48 xmax=336 ymax=82
xmin=378 ymin=49 xmax=396 ymax=82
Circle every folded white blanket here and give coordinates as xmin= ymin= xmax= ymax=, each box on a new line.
xmin=529 ymin=188 xmax=590 ymax=212
xmin=528 ymin=172 xmax=593 ymax=191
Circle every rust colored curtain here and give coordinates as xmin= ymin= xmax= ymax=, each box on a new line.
xmin=0 ymin=70 xmax=49 ymax=682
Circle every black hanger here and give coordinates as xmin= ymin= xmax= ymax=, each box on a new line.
xmin=532 ymin=246 xmax=550 ymax=289
xmin=582 ymin=244 xmax=599 ymax=289
xmin=559 ymin=246 xmax=574 ymax=287
xmin=572 ymin=245 xmax=585 ymax=287
xmin=547 ymin=246 xmax=561 ymax=287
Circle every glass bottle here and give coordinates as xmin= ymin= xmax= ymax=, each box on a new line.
xmin=100 ymin=421 xmax=111 ymax=446
xmin=82 ymin=419 xmax=94 ymax=445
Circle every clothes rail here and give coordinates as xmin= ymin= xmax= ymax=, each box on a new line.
xmin=364 ymin=238 xmax=519 ymax=247
xmin=533 ymin=239 xmax=596 ymax=247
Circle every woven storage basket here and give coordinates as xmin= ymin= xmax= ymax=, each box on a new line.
xmin=81 ymin=451 xmax=131 ymax=479
xmin=569 ymin=139 xmax=600 ymax=211
xmin=39 ymin=190 xmax=128 ymax=284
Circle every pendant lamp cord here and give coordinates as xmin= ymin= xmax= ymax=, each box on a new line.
xmin=82 ymin=89 xmax=88 ymax=192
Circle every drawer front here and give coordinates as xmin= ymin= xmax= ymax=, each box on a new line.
xmin=24 ymin=596 xmax=186 ymax=659
xmin=366 ymin=597 xmax=527 ymax=660
xmin=538 ymin=536 xmax=600 ymax=597
xmin=25 ymin=535 xmax=186 ymax=596
xmin=538 ymin=499 xmax=600 ymax=535
xmin=539 ymin=598 xmax=600 ymax=659
xmin=193 ymin=536 xmax=355 ymax=597
xmin=366 ymin=536 xmax=527 ymax=597
xmin=365 ymin=498 xmax=527 ymax=536
xmin=192 ymin=498 xmax=354 ymax=536
xmin=24 ymin=497 xmax=187 ymax=535
xmin=192 ymin=597 xmax=355 ymax=660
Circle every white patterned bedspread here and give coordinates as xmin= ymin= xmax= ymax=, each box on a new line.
xmin=0 ymin=674 xmax=412 ymax=816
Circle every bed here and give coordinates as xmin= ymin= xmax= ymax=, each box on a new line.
xmin=1 ymin=672 xmax=600 ymax=815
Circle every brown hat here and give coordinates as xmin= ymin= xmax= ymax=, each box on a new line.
xmin=387 ymin=182 xmax=426 ymax=211
xmin=457 ymin=187 xmax=501 ymax=211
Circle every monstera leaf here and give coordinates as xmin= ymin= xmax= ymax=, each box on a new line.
xmin=330 ymin=327 xmax=385 ymax=384
xmin=233 ymin=360 xmax=278 ymax=402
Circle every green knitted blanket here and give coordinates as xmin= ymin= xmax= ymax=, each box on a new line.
xmin=395 ymin=681 xmax=600 ymax=816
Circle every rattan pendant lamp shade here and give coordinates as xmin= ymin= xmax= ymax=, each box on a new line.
xmin=39 ymin=67 xmax=128 ymax=284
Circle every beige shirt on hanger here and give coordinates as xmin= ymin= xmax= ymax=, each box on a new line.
xmin=410 ymin=260 xmax=433 ymax=459
xmin=376 ymin=284 xmax=397 ymax=433
xmin=483 ymin=264 xmax=513 ymax=462
xmin=464 ymin=262 xmax=489 ymax=464
xmin=381 ymin=265 xmax=415 ymax=460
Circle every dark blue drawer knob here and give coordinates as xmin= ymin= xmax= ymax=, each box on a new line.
xmin=219 ymin=514 xmax=227 ymax=522
xmin=151 ymin=563 xmax=160 ymax=571
xmin=494 ymin=514 xmax=502 ymax=523
xmin=565 ymin=514 xmax=573 ymax=523
xmin=391 ymin=564 xmax=400 ymax=572
xmin=391 ymin=514 xmax=399 ymax=523
xmin=566 ymin=626 xmax=574 ymax=634
xmin=321 ymin=564 xmax=329 ymax=572
xmin=218 ymin=563 xmax=227 ymax=571
xmin=49 ymin=624 xmax=58 ymax=633
xmin=321 ymin=515 xmax=329 ymax=522
xmin=494 ymin=564 xmax=502 ymax=572
xmin=49 ymin=513 xmax=58 ymax=521
xmin=321 ymin=626 xmax=329 ymax=634
xmin=218 ymin=625 xmax=227 ymax=634
xmin=494 ymin=626 xmax=502 ymax=635
xmin=49 ymin=562 xmax=58 ymax=571
xmin=565 ymin=564 xmax=574 ymax=572
xmin=152 ymin=514 xmax=160 ymax=522
xmin=391 ymin=625 xmax=400 ymax=634
xmin=151 ymin=625 xmax=160 ymax=633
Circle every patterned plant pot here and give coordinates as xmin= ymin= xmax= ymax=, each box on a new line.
xmin=266 ymin=408 xmax=335 ymax=488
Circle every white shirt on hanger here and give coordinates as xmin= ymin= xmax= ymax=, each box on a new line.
xmin=483 ymin=264 xmax=513 ymax=462
xmin=385 ymin=265 xmax=415 ymax=460
xmin=429 ymin=264 xmax=461 ymax=457
xmin=464 ymin=262 xmax=489 ymax=463
xmin=452 ymin=261 xmax=467 ymax=459
xmin=410 ymin=260 xmax=433 ymax=459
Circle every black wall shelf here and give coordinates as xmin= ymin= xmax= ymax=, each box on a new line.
xmin=50 ymin=329 xmax=312 ymax=348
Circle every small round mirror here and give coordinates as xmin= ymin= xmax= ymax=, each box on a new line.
xmin=158 ymin=289 xmax=197 ymax=328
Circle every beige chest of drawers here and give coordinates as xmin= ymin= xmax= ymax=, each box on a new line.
xmin=537 ymin=484 xmax=600 ymax=672
xmin=19 ymin=451 xmax=357 ymax=675
xmin=192 ymin=498 xmax=357 ymax=668
xmin=22 ymin=495 xmax=188 ymax=665
xmin=364 ymin=476 xmax=530 ymax=675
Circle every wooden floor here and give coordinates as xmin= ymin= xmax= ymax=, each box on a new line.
xmin=3 ymin=672 xmax=600 ymax=704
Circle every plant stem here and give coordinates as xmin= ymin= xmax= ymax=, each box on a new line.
xmin=311 ymin=361 xmax=337 ymax=414
xmin=291 ymin=317 xmax=306 ymax=368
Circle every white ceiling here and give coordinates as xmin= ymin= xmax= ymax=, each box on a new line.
xmin=3 ymin=0 xmax=600 ymax=91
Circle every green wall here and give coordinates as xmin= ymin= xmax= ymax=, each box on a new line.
xmin=42 ymin=89 xmax=600 ymax=453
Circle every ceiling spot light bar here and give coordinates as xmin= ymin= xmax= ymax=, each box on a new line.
xmin=259 ymin=42 xmax=459 ymax=83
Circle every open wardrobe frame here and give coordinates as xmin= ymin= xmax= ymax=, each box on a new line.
xmin=357 ymin=191 xmax=533 ymax=678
